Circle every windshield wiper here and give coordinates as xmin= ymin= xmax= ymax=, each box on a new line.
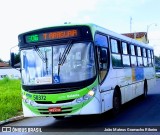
xmin=34 ymin=46 xmax=49 ymax=75
xmin=34 ymin=46 xmax=47 ymax=63
xmin=57 ymin=40 xmax=73 ymax=76
xmin=59 ymin=40 xmax=72 ymax=65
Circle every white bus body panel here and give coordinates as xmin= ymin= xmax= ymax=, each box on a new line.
xmin=100 ymin=66 xmax=155 ymax=113
xmin=80 ymin=96 xmax=101 ymax=115
xmin=22 ymin=102 xmax=36 ymax=117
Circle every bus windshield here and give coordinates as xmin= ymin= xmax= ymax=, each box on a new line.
xmin=21 ymin=42 xmax=96 ymax=85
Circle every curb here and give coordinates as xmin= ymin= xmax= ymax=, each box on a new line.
xmin=0 ymin=115 xmax=24 ymax=126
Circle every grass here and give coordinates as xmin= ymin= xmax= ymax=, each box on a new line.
xmin=0 ymin=78 xmax=22 ymax=121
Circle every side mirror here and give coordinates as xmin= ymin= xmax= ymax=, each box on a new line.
xmin=10 ymin=46 xmax=20 ymax=68
xmin=10 ymin=53 xmax=15 ymax=67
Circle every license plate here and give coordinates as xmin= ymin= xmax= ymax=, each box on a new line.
xmin=48 ymin=107 xmax=61 ymax=112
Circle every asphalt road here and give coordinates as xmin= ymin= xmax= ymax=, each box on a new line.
xmin=1 ymin=79 xmax=160 ymax=135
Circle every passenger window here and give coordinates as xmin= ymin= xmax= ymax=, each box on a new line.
xmin=143 ymin=48 xmax=146 ymax=57
xmin=111 ymin=38 xmax=122 ymax=68
xmin=137 ymin=57 xmax=143 ymax=66
xmin=131 ymin=56 xmax=137 ymax=67
xmin=143 ymin=58 xmax=147 ymax=67
xmin=147 ymin=49 xmax=152 ymax=66
xmin=148 ymin=58 xmax=152 ymax=66
xmin=143 ymin=48 xmax=147 ymax=67
xmin=130 ymin=45 xmax=137 ymax=67
xmin=137 ymin=47 xmax=142 ymax=56
xmin=122 ymin=55 xmax=130 ymax=67
xmin=122 ymin=42 xmax=128 ymax=54
xmin=147 ymin=50 xmax=151 ymax=58
xmin=112 ymin=54 xmax=122 ymax=67
xmin=131 ymin=45 xmax=136 ymax=55
xmin=122 ymin=42 xmax=130 ymax=67
xmin=137 ymin=47 xmax=143 ymax=67
xmin=111 ymin=39 xmax=119 ymax=53
xmin=151 ymin=50 xmax=154 ymax=66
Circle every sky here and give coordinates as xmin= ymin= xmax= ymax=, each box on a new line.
xmin=0 ymin=0 xmax=160 ymax=61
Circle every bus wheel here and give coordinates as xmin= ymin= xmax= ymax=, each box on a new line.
xmin=53 ymin=116 xmax=65 ymax=120
xmin=112 ymin=90 xmax=121 ymax=116
xmin=142 ymin=80 xmax=148 ymax=98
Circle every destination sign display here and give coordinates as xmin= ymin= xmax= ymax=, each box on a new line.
xmin=25 ymin=29 xmax=79 ymax=43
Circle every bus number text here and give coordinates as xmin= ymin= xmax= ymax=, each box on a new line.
xmin=33 ymin=95 xmax=46 ymax=100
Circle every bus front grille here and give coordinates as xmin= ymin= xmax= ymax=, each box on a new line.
xmin=23 ymin=86 xmax=82 ymax=94
xmin=35 ymin=99 xmax=75 ymax=104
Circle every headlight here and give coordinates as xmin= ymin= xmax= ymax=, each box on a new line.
xmin=83 ymin=94 xmax=91 ymax=100
xmin=30 ymin=100 xmax=37 ymax=106
xmin=25 ymin=99 xmax=30 ymax=104
xmin=88 ymin=90 xmax=95 ymax=96
xmin=76 ymin=97 xmax=83 ymax=103
xmin=22 ymin=96 xmax=37 ymax=107
xmin=22 ymin=95 xmax=27 ymax=100
xmin=76 ymin=87 xmax=97 ymax=103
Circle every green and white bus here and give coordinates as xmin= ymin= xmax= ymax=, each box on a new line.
xmin=11 ymin=23 xmax=155 ymax=119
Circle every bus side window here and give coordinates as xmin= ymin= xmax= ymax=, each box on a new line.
xmin=122 ymin=42 xmax=130 ymax=67
xmin=147 ymin=49 xmax=152 ymax=66
xmin=151 ymin=50 xmax=154 ymax=66
xmin=111 ymin=38 xmax=122 ymax=68
xmin=137 ymin=47 xmax=143 ymax=67
xmin=143 ymin=48 xmax=147 ymax=67
xmin=130 ymin=45 xmax=137 ymax=67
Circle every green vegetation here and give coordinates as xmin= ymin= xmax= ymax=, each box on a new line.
xmin=155 ymin=56 xmax=160 ymax=70
xmin=156 ymin=74 xmax=160 ymax=78
xmin=155 ymin=56 xmax=160 ymax=64
xmin=0 ymin=78 xmax=22 ymax=121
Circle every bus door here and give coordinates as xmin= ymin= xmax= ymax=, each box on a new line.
xmin=97 ymin=46 xmax=110 ymax=112
xmin=95 ymin=33 xmax=110 ymax=112
xmin=94 ymin=33 xmax=109 ymax=83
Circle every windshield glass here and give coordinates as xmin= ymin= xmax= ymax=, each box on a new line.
xmin=21 ymin=42 xmax=96 ymax=85
xmin=21 ymin=47 xmax=52 ymax=85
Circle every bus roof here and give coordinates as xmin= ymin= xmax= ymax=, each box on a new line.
xmin=19 ymin=23 xmax=153 ymax=50
xmin=84 ymin=23 xmax=153 ymax=50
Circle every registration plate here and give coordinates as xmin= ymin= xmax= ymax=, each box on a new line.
xmin=48 ymin=107 xmax=61 ymax=112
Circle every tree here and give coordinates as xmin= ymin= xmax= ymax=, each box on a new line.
xmin=155 ymin=56 xmax=160 ymax=65
xmin=0 ymin=58 xmax=3 ymax=62
xmin=10 ymin=52 xmax=20 ymax=67
xmin=155 ymin=56 xmax=160 ymax=71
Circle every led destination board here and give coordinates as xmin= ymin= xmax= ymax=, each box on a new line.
xmin=25 ymin=29 xmax=79 ymax=43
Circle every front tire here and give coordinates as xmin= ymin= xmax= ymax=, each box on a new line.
xmin=142 ymin=80 xmax=148 ymax=98
xmin=112 ymin=90 xmax=121 ymax=116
